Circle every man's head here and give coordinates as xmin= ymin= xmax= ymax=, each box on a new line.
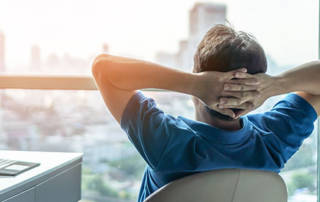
xmin=193 ymin=24 xmax=267 ymax=121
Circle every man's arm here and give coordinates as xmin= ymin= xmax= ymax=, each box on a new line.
xmin=92 ymin=54 xmax=259 ymax=123
xmin=275 ymin=61 xmax=320 ymax=115
xmin=277 ymin=61 xmax=320 ymax=95
xmin=221 ymin=60 xmax=320 ymax=116
xmin=294 ymin=92 xmax=320 ymax=115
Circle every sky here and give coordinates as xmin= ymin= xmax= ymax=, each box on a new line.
xmin=0 ymin=0 xmax=318 ymax=68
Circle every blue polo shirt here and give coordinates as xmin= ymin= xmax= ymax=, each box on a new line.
xmin=120 ymin=92 xmax=317 ymax=202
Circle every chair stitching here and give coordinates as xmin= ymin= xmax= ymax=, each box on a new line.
xmin=230 ymin=170 xmax=241 ymax=202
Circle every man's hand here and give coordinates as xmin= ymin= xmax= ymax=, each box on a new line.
xmin=194 ymin=68 xmax=261 ymax=118
xmin=218 ymin=73 xmax=276 ymax=118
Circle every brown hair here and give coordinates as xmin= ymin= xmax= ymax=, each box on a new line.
xmin=193 ymin=24 xmax=267 ymax=74
xmin=193 ymin=24 xmax=267 ymax=120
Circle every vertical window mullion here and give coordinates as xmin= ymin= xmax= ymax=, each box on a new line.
xmin=318 ymin=119 xmax=320 ymax=202
xmin=317 ymin=1 xmax=320 ymax=201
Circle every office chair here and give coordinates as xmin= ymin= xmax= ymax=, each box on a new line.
xmin=144 ymin=169 xmax=287 ymax=202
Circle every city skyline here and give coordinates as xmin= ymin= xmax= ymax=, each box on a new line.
xmin=0 ymin=0 xmax=318 ymax=70
xmin=0 ymin=1 xmax=318 ymax=201
xmin=156 ymin=3 xmax=227 ymax=72
xmin=0 ymin=31 xmax=5 ymax=71
xmin=0 ymin=31 xmax=108 ymax=73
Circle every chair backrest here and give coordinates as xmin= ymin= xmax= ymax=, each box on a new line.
xmin=144 ymin=169 xmax=287 ymax=202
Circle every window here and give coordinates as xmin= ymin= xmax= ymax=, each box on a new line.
xmin=0 ymin=0 xmax=318 ymax=201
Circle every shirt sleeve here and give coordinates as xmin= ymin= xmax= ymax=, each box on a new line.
xmin=249 ymin=93 xmax=318 ymax=163
xmin=120 ymin=91 xmax=180 ymax=169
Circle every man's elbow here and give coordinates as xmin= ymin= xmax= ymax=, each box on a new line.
xmin=91 ymin=53 xmax=110 ymax=79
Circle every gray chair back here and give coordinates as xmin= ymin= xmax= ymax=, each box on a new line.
xmin=144 ymin=169 xmax=287 ymax=202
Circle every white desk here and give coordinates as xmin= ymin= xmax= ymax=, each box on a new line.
xmin=0 ymin=151 xmax=82 ymax=202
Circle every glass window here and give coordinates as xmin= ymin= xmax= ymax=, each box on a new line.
xmin=0 ymin=0 xmax=318 ymax=201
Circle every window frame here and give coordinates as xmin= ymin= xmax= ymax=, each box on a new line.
xmin=0 ymin=75 xmax=96 ymax=90
xmin=318 ymin=2 xmax=320 ymax=201
xmin=0 ymin=2 xmax=318 ymax=199
xmin=0 ymin=74 xmax=163 ymax=91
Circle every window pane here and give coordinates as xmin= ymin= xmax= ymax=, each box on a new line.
xmin=0 ymin=90 xmax=145 ymax=200
xmin=0 ymin=0 xmax=318 ymax=201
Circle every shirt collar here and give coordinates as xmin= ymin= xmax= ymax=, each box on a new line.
xmin=178 ymin=116 xmax=252 ymax=145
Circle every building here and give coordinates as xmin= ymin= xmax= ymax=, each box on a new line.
xmin=102 ymin=43 xmax=109 ymax=53
xmin=30 ymin=45 xmax=41 ymax=71
xmin=0 ymin=31 xmax=5 ymax=72
xmin=189 ymin=3 xmax=226 ymax=39
xmin=155 ymin=3 xmax=226 ymax=72
xmin=155 ymin=51 xmax=177 ymax=68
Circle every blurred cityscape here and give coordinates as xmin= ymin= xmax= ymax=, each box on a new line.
xmin=0 ymin=2 xmax=318 ymax=202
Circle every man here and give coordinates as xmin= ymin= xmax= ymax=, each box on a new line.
xmin=92 ymin=24 xmax=320 ymax=202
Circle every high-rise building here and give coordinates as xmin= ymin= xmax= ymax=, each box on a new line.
xmin=0 ymin=31 xmax=5 ymax=124
xmin=155 ymin=51 xmax=177 ymax=68
xmin=30 ymin=45 xmax=41 ymax=71
xmin=177 ymin=3 xmax=226 ymax=71
xmin=156 ymin=3 xmax=227 ymax=72
xmin=189 ymin=3 xmax=226 ymax=39
xmin=0 ymin=31 xmax=5 ymax=72
xmin=102 ymin=43 xmax=109 ymax=53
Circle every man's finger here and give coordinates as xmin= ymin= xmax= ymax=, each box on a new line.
xmin=233 ymin=71 xmax=254 ymax=79
xmin=223 ymin=68 xmax=247 ymax=79
xmin=234 ymin=109 xmax=251 ymax=119
xmin=221 ymin=91 xmax=243 ymax=99
xmin=215 ymin=108 xmax=235 ymax=118
xmin=230 ymin=68 xmax=247 ymax=74
xmin=218 ymin=97 xmax=241 ymax=106
xmin=219 ymin=101 xmax=254 ymax=110
xmin=228 ymin=78 xmax=259 ymax=85
xmin=221 ymin=91 xmax=259 ymax=103
xmin=224 ymin=83 xmax=257 ymax=91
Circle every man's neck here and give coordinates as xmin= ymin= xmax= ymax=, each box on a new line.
xmin=195 ymin=107 xmax=242 ymax=131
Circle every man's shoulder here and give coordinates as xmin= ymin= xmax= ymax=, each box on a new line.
xmin=246 ymin=93 xmax=317 ymax=135
xmin=294 ymin=92 xmax=320 ymax=116
xmin=249 ymin=93 xmax=317 ymax=119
